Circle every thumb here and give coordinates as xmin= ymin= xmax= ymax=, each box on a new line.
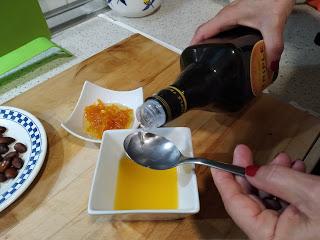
xmin=245 ymin=165 xmax=320 ymax=215
xmin=261 ymin=26 xmax=284 ymax=72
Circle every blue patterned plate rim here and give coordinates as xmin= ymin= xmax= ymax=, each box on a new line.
xmin=0 ymin=106 xmax=47 ymax=212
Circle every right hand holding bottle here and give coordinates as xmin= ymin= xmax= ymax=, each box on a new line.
xmin=191 ymin=0 xmax=295 ymax=72
xmin=211 ymin=145 xmax=320 ymax=240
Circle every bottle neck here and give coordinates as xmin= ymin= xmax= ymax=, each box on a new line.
xmin=136 ymin=99 xmax=166 ymax=128
xmin=147 ymin=85 xmax=187 ymax=122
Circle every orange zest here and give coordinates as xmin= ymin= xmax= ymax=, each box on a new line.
xmin=84 ymin=99 xmax=133 ymax=139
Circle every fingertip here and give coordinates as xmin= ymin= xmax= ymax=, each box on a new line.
xmin=210 ymin=167 xmax=218 ymax=176
xmin=234 ymin=144 xmax=251 ymax=155
xmin=211 ymin=167 xmax=231 ymax=179
xmin=190 ymin=33 xmax=202 ymax=45
xmin=245 ymin=164 xmax=310 ymax=206
xmin=210 ymin=167 xmax=220 ymax=178
xmin=271 ymin=152 xmax=291 ymax=167
xmin=235 ymin=143 xmax=250 ymax=149
xmin=261 ymin=28 xmax=284 ymax=70
xmin=190 ymin=39 xmax=196 ymax=46
xmin=270 ymin=60 xmax=280 ymax=73
xmin=291 ymin=160 xmax=305 ymax=173
xmin=233 ymin=144 xmax=253 ymax=167
xmin=245 ymin=165 xmax=261 ymax=177
xmin=191 ymin=24 xmax=209 ymax=45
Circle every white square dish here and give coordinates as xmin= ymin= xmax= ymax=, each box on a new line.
xmin=61 ymin=81 xmax=143 ymax=143
xmin=88 ymin=127 xmax=200 ymax=220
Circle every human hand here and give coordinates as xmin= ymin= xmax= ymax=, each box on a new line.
xmin=191 ymin=0 xmax=295 ymax=72
xmin=211 ymin=144 xmax=320 ymax=240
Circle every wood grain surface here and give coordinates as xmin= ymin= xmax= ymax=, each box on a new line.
xmin=1 ymin=34 xmax=320 ymax=240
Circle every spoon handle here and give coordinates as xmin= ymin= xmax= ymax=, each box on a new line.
xmin=181 ymin=158 xmax=245 ymax=176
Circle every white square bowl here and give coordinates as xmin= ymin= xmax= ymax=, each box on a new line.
xmin=88 ymin=127 xmax=200 ymax=220
xmin=61 ymin=81 xmax=143 ymax=143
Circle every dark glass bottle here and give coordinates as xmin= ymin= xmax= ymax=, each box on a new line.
xmin=136 ymin=27 xmax=278 ymax=128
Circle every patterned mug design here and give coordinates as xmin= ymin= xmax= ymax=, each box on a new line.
xmin=107 ymin=0 xmax=157 ymax=11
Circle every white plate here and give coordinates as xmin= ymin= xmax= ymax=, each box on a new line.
xmin=88 ymin=127 xmax=200 ymax=220
xmin=0 ymin=106 xmax=47 ymax=212
xmin=61 ymin=81 xmax=143 ymax=143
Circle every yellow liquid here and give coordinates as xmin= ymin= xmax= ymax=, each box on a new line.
xmin=114 ymin=156 xmax=178 ymax=210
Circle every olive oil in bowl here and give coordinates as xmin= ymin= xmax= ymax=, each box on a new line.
xmin=114 ymin=156 xmax=178 ymax=210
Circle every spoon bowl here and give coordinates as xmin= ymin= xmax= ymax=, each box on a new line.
xmin=124 ymin=131 xmax=245 ymax=176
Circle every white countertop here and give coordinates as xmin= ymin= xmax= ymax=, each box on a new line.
xmin=0 ymin=17 xmax=133 ymax=104
xmin=1 ymin=0 xmax=320 ymax=116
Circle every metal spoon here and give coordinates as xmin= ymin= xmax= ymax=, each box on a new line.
xmin=123 ymin=131 xmax=245 ymax=176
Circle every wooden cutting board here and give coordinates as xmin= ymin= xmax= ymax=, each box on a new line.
xmin=1 ymin=34 xmax=320 ymax=239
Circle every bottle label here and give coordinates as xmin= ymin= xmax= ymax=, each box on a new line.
xmin=167 ymin=86 xmax=188 ymax=113
xmin=250 ymin=40 xmax=273 ymax=96
xmin=150 ymin=86 xmax=187 ymax=121
xmin=152 ymin=95 xmax=173 ymax=121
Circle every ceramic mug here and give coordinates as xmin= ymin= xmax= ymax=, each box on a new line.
xmin=106 ymin=0 xmax=162 ymax=18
